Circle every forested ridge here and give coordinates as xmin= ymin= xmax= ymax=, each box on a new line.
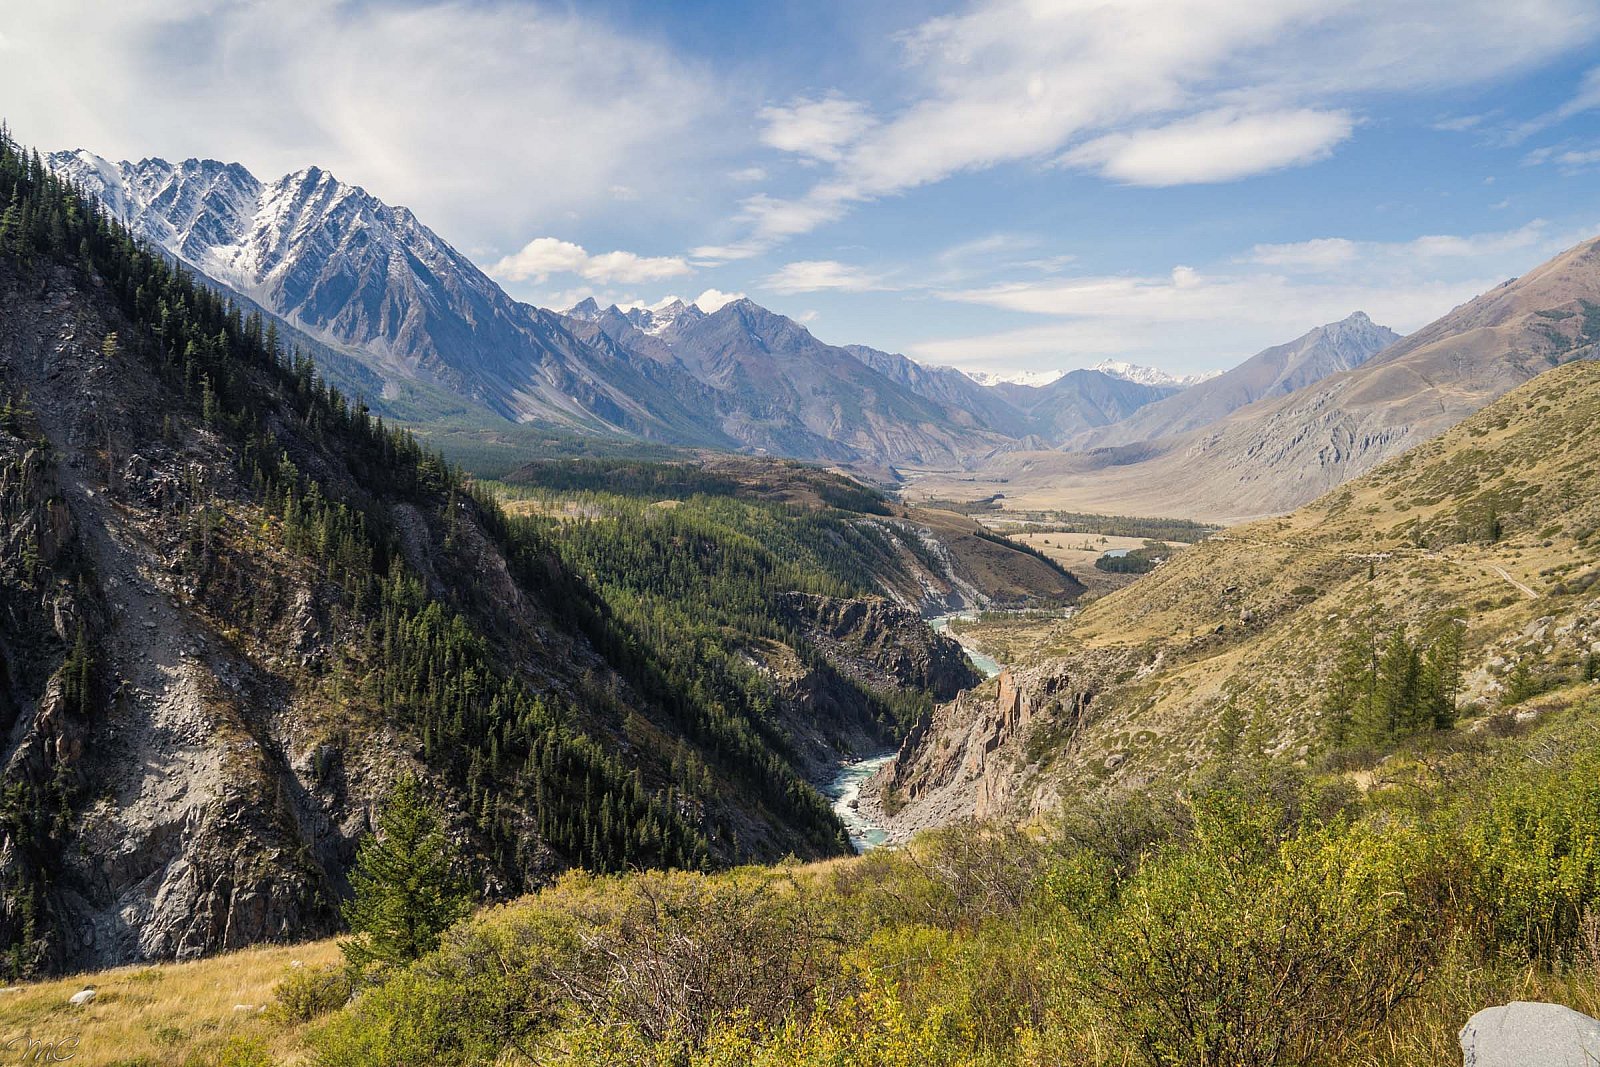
xmin=0 ymin=128 xmax=968 ymax=976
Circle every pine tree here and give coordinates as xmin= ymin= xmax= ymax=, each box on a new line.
xmin=341 ymin=775 xmax=473 ymax=975
xmin=1501 ymin=659 xmax=1539 ymax=708
xmin=1421 ymin=620 xmax=1463 ymax=729
xmin=1213 ymin=695 xmax=1247 ymax=762
xmin=1375 ymin=626 xmax=1423 ymax=737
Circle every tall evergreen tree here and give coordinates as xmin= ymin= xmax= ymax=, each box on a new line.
xmin=341 ymin=775 xmax=474 ymax=975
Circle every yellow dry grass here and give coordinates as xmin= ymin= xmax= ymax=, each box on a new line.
xmin=0 ymin=939 xmax=341 ymax=1065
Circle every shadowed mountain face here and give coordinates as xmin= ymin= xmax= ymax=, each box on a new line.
xmin=560 ymin=297 xmax=1025 ymax=466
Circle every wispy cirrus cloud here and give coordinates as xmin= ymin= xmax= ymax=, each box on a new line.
xmin=711 ymin=0 xmax=1600 ymax=253
xmin=763 ymin=260 xmax=890 ymax=294
xmin=759 ymin=94 xmax=876 ymax=163
xmin=914 ymin=220 xmax=1591 ymax=373
xmin=1061 ymin=107 xmax=1355 ymax=186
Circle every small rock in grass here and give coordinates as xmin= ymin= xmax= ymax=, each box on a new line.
xmin=1460 ymin=1002 xmax=1600 ymax=1066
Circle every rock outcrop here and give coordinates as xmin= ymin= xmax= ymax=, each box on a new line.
xmin=1460 ymin=1002 xmax=1600 ymax=1066
xmin=861 ymin=649 xmax=1139 ymax=840
xmin=780 ymin=593 xmax=979 ymax=701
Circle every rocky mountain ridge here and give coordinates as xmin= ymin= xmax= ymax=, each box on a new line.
xmin=1076 ymin=311 xmax=1400 ymax=449
xmin=51 ymin=151 xmax=1397 ymax=482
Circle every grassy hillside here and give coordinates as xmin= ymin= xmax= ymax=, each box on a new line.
xmin=923 ymin=359 xmax=1600 ymax=810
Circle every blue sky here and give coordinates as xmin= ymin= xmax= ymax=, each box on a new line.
xmin=4 ymin=0 xmax=1600 ymax=376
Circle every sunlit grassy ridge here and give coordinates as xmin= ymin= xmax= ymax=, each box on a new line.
xmin=0 ymin=940 xmax=341 ymax=1065
xmin=954 ymin=360 xmax=1600 ymax=797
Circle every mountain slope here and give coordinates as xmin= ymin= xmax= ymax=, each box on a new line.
xmin=572 ymin=298 xmax=1020 ymax=466
xmin=48 ymin=151 xmax=736 ymax=444
xmin=0 ymin=141 xmax=1015 ymax=974
xmin=842 ymin=344 xmax=1029 ymax=435
xmin=1077 ymin=311 xmax=1399 ymax=448
xmin=999 ymin=368 xmax=1179 ymax=444
xmin=869 ymin=359 xmax=1600 ymax=836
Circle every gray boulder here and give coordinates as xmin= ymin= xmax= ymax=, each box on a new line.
xmin=1461 ymin=1002 xmax=1600 ymax=1066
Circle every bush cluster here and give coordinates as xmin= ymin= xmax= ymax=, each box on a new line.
xmin=306 ymin=707 xmax=1600 ymax=1066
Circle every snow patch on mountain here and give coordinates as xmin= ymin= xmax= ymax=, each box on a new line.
xmin=965 ymin=369 xmax=1066 ymax=388
xmin=1090 ymin=360 xmax=1221 ymax=389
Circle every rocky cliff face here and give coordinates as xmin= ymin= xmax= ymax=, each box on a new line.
xmin=861 ymin=650 xmax=1141 ymax=839
xmin=781 ymin=593 xmax=979 ymax=701
xmin=0 ymin=267 xmax=361 ymax=971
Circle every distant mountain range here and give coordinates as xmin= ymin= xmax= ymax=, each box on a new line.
xmin=1088 ymin=360 xmax=1222 ymax=389
xmin=1073 ymin=311 xmax=1400 ymax=449
xmin=960 ymin=236 xmax=1600 ymax=519
xmin=52 ymin=149 xmax=1452 ymax=506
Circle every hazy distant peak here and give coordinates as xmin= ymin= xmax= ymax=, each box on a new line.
xmin=966 ymin=368 xmax=1066 ymax=388
xmin=1089 ymin=359 xmax=1221 ymax=389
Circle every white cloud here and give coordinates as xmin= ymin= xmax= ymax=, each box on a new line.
xmin=1524 ymin=143 xmax=1600 ymax=172
xmin=1504 ymin=65 xmax=1600 ymax=142
xmin=1062 ymin=108 xmax=1354 ymax=186
xmin=688 ymin=241 xmax=768 ymax=266
xmin=693 ymin=288 xmax=745 ymax=312
xmin=729 ymin=165 xmax=768 ymax=182
xmin=738 ymin=193 xmax=849 ymax=241
xmin=0 ymin=1 xmax=723 ymax=252
xmin=763 ymin=260 xmax=887 ymax=294
xmin=1249 ymin=221 xmax=1555 ymax=273
xmin=1248 ymin=237 xmax=1358 ymax=269
xmin=1554 ymin=66 xmax=1600 ymax=123
xmin=711 ymin=0 xmax=1600 ymax=247
xmin=491 ymin=237 xmax=692 ymax=285
xmin=759 ymin=94 xmax=876 ymax=162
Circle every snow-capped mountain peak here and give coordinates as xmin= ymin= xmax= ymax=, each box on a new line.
xmin=53 ymin=150 xmax=263 ymax=268
xmin=965 ymin=368 xmax=1066 ymax=388
xmin=1089 ymin=359 xmax=1220 ymax=389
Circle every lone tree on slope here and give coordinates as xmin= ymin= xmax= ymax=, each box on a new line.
xmin=342 ymin=774 xmax=474 ymax=976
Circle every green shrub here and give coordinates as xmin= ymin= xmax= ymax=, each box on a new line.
xmin=311 ymin=963 xmax=515 ymax=1067
xmin=1077 ymin=790 xmax=1443 ymax=1067
xmin=269 ymin=963 xmax=352 ymax=1023
xmin=179 ymin=1039 xmax=273 ymax=1067
xmin=1464 ymin=752 xmax=1600 ymax=958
